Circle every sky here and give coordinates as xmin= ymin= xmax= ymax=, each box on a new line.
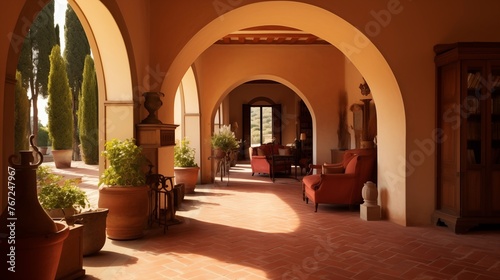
xmin=37 ymin=0 xmax=67 ymax=126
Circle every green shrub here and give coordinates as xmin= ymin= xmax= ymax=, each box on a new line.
xmin=211 ymin=125 xmax=239 ymax=152
xmin=47 ymin=45 xmax=73 ymax=150
xmin=78 ymin=55 xmax=98 ymax=164
xmin=174 ymin=138 xmax=197 ymax=167
xmin=14 ymin=70 xmax=29 ymax=153
xmin=99 ymin=138 xmax=147 ymax=187
xmin=37 ymin=165 xmax=89 ymax=211
xmin=37 ymin=125 xmax=49 ymax=147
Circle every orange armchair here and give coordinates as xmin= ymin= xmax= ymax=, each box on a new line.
xmin=249 ymin=144 xmax=292 ymax=178
xmin=302 ymin=152 xmax=376 ymax=212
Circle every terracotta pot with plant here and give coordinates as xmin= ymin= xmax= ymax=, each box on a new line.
xmin=37 ymin=165 xmax=109 ymax=256
xmin=37 ymin=167 xmax=89 ymax=220
xmin=210 ymin=125 xmax=240 ymax=178
xmin=97 ymin=138 xmax=149 ymax=240
xmin=211 ymin=125 xmax=240 ymax=156
xmin=174 ymin=138 xmax=199 ymax=194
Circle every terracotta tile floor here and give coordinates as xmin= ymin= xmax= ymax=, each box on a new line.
xmin=46 ymin=161 xmax=500 ymax=280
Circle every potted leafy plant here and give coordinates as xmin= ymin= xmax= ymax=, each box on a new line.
xmin=37 ymin=165 xmax=109 ymax=256
xmin=37 ymin=165 xmax=89 ymax=219
xmin=211 ymin=125 xmax=240 ymax=171
xmin=211 ymin=124 xmax=240 ymax=155
xmin=174 ymin=138 xmax=199 ymax=194
xmin=97 ymin=138 xmax=149 ymax=240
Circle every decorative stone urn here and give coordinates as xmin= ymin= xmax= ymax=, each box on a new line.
xmin=141 ymin=91 xmax=164 ymax=124
xmin=360 ymin=181 xmax=381 ymax=221
xmin=361 ymin=181 xmax=378 ymax=206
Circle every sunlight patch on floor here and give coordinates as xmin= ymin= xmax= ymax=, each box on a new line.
xmin=180 ymin=188 xmax=301 ymax=234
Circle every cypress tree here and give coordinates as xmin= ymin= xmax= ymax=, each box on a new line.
xmin=64 ymin=4 xmax=91 ymax=160
xmin=14 ymin=71 xmax=30 ymax=153
xmin=17 ymin=0 xmax=56 ymax=140
xmin=79 ymin=55 xmax=98 ymax=164
xmin=48 ymin=45 xmax=73 ymax=150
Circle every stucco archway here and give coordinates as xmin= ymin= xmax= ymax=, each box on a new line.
xmin=163 ymin=2 xmax=407 ymax=225
xmin=0 ymin=0 xmax=135 ymax=206
xmin=70 ymin=0 xmax=136 ymax=172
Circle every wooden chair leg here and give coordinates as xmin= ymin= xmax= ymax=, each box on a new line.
xmin=315 ymin=203 xmax=318 ymax=212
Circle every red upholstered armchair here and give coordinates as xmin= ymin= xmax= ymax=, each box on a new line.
xmin=302 ymin=152 xmax=376 ymax=212
xmin=249 ymin=144 xmax=291 ymax=178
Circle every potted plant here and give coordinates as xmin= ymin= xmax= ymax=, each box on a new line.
xmin=211 ymin=124 xmax=240 ymax=156
xmin=37 ymin=166 xmax=89 ymax=219
xmin=174 ymin=138 xmax=199 ymax=194
xmin=38 ymin=180 xmax=88 ymax=218
xmin=37 ymin=165 xmax=109 ymax=256
xmin=97 ymin=138 xmax=149 ymax=240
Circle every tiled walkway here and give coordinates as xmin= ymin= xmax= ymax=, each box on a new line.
xmin=46 ymin=161 xmax=500 ymax=280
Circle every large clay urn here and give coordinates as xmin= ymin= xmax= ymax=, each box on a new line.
xmin=0 ymin=136 xmax=69 ymax=280
xmin=98 ymin=185 xmax=149 ymax=240
xmin=174 ymin=167 xmax=200 ymax=194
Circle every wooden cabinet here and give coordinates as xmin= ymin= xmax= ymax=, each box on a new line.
xmin=298 ymin=100 xmax=312 ymax=160
xmin=433 ymin=42 xmax=500 ymax=233
xmin=136 ymin=123 xmax=178 ymax=172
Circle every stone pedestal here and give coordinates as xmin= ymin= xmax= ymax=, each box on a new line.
xmin=360 ymin=204 xmax=381 ymax=221
xmin=360 ymin=181 xmax=381 ymax=221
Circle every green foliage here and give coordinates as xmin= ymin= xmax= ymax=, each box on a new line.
xmin=64 ymin=4 xmax=90 ymax=93
xmin=14 ymin=71 xmax=30 ymax=153
xmin=37 ymin=124 xmax=49 ymax=147
xmin=174 ymin=138 xmax=197 ymax=167
xmin=37 ymin=165 xmax=89 ymax=211
xmin=99 ymin=138 xmax=147 ymax=187
xmin=17 ymin=1 xmax=57 ymax=143
xmin=65 ymin=4 xmax=91 ymax=156
xmin=48 ymin=44 xmax=73 ymax=150
xmin=31 ymin=0 xmax=57 ymax=99
xmin=211 ymin=125 xmax=239 ymax=152
xmin=78 ymin=55 xmax=98 ymax=164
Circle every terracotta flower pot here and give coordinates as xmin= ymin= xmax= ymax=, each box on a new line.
xmin=174 ymin=167 xmax=199 ymax=194
xmin=51 ymin=149 xmax=73 ymax=169
xmin=3 ymin=222 xmax=69 ymax=280
xmin=97 ymin=186 xmax=149 ymax=240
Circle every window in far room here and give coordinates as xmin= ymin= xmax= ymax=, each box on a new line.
xmin=243 ymin=104 xmax=282 ymax=147
xmin=250 ymin=106 xmax=273 ymax=146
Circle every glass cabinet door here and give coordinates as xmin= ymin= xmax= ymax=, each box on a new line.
xmin=464 ymin=65 xmax=484 ymax=166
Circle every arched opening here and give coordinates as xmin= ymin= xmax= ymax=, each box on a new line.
xmin=163 ymin=2 xmax=406 ymax=225
xmin=70 ymin=0 xmax=135 ymax=173
xmin=1 ymin=0 xmax=135 ymax=206
xmin=174 ymin=66 xmax=201 ymax=166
